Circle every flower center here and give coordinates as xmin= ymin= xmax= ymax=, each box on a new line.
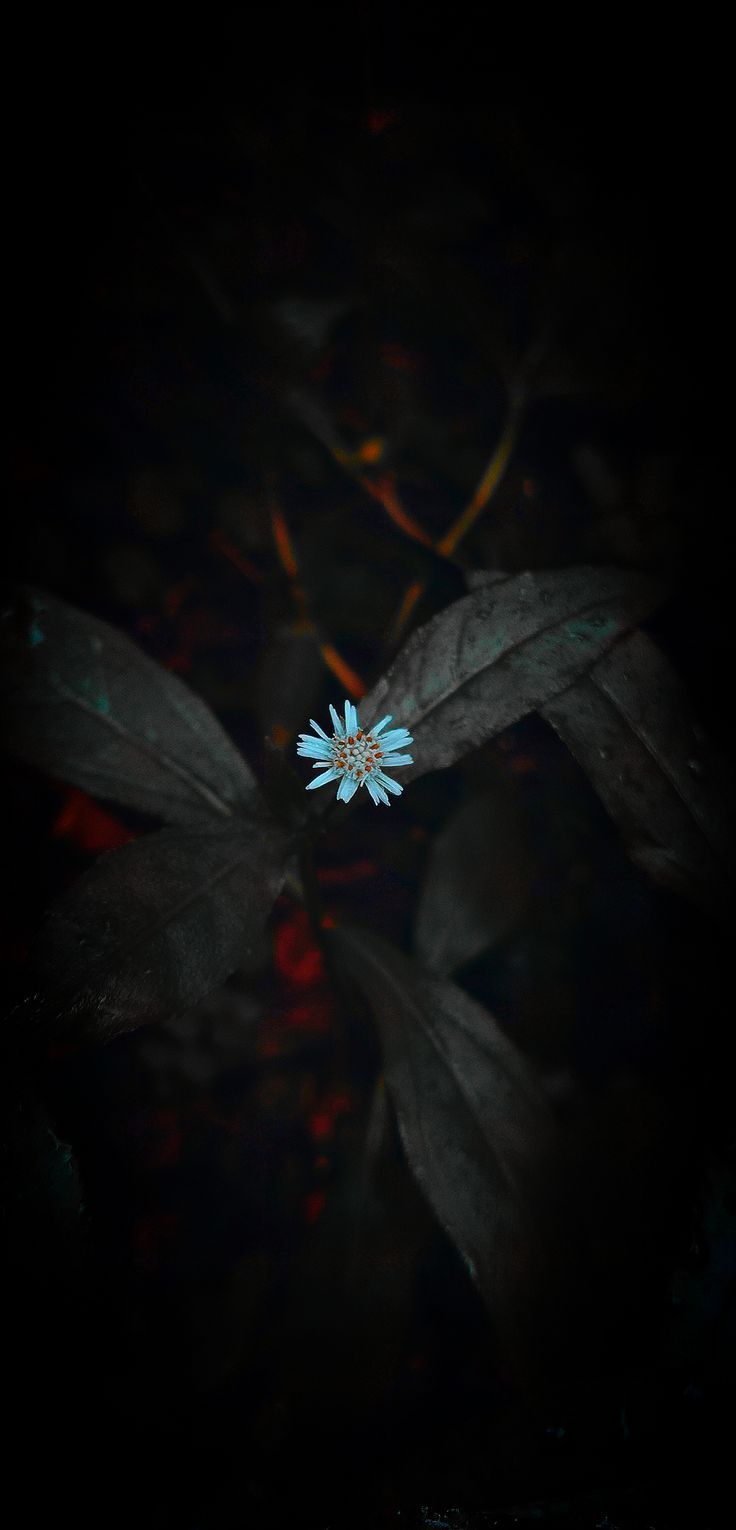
xmin=331 ymin=728 xmax=383 ymax=779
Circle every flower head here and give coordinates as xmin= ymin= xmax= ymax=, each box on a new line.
xmin=297 ymin=699 xmax=413 ymax=806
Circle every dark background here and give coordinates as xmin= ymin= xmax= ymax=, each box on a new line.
xmin=3 ymin=17 xmax=732 ymax=1529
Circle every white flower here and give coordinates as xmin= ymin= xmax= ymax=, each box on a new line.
xmin=297 ymin=699 xmax=414 ymax=806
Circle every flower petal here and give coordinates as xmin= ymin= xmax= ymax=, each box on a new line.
xmin=338 ymin=774 xmax=359 ymax=803
xmin=309 ymin=718 xmax=330 ymax=740
xmin=297 ymin=736 xmax=333 ymax=758
xmin=365 ymin=777 xmax=382 ymax=805
xmin=306 ymin=767 xmax=341 ymax=790
xmin=376 ymin=771 xmax=402 ymax=795
xmin=371 ymin=715 xmax=393 ymax=736
xmin=329 ymin=704 xmax=345 ymax=738
xmin=379 ymin=728 xmax=413 ymax=749
xmin=380 ymin=753 xmax=413 ymax=767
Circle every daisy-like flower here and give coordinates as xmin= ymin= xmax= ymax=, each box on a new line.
xmin=297 ymin=699 xmax=413 ymax=806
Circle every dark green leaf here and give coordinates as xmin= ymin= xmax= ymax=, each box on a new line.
xmin=0 ymin=587 xmax=261 ymax=825
xmin=542 ymin=630 xmax=735 ymax=923
xmin=330 ymin=926 xmax=558 ymax=1341
xmin=359 ymin=566 xmax=664 ymax=780
xmin=32 ymin=822 xmax=287 ymax=1042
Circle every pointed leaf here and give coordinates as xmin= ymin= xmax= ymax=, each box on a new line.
xmin=0 ymin=587 xmax=261 ymax=825
xmin=330 ymin=926 xmax=557 ymax=1337
xmin=542 ymin=630 xmax=735 ymax=923
xmin=31 ymin=822 xmax=287 ymax=1042
xmin=359 ymin=566 xmax=664 ymax=779
xmin=414 ymin=788 xmax=535 ymax=975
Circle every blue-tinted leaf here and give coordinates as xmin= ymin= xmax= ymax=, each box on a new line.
xmin=0 ymin=587 xmax=261 ymax=825
xmin=542 ymin=629 xmax=735 ymax=924
xmin=359 ymin=566 xmax=664 ymax=779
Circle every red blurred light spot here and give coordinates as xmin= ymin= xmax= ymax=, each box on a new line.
xmin=274 ymin=907 xmax=325 ymax=987
xmin=304 ymin=1189 xmax=327 ymax=1224
xmin=53 ymin=788 xmax=133 ymax=853
xmin=308 ymin=1111 xmax=333 ymax=1142
xmin=357 ymin=436 xmax=384 ymax=465
xmin=317 ymin=858 xmax=377 ymax=886
xmin=305 ymin=1091 xmax=354 ymax=1157
xmin=279 ymin=996 xmax=333 ymax=1034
